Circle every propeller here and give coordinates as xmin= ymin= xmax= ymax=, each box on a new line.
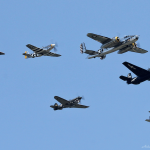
xmin=53 ymin=42 xmax=58 ymax=52
xmin=78 ymin=96 xmax=85 ymax=104
xmin=136 ymin=42 xmax=140 ymax=48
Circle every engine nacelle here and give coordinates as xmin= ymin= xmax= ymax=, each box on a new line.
xmin=98 ymin=49 xmax=103 ymax=54
xmin=132 ymin=43 xmax=137 ymax=48
xmin=101 ymin=36 xmax=120 ymax=49
xmin=100 ymin=55 xmax=106 ymax=60
xmin=114 ymin=36 xmax=120 ymax=42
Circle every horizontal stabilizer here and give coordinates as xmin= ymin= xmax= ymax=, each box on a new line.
xmin=50 ymin=105 xmax=55 ymax=108
xmin=145 ymin=119 xmax=150 ymax=122
xmin=120 ymin=75 xmax=128 ymax=81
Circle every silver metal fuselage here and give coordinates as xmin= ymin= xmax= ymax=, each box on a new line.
xmin=101 ymin=37 xmax=138 ymax=56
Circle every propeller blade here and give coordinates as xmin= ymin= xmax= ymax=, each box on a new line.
xmin=82 ymin=96 xmax=85 ymax=100
xmin=137 ymin=42 xmax=140 ymax=48
xmin=54 ymin=47 xmax=57 ymax=52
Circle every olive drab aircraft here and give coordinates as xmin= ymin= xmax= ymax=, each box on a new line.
xmin=23 ymin=44 xmax=61 ymax=59
xmin=80 ymin=33 xmax=148 ymax=60
xmin=50 ymin=96 xmax=89 ymax=110
xmin=145 ymin=111 xmax=150 ymax=122
xmin=120 ymin=62 xmax=150 ymax=85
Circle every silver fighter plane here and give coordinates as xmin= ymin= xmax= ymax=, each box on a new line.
xmin=23 ymin=44 xmax=61 ymax=59
xmin=50 ymin=96 xmax=89 ymax=110
xmin=80 ymin=33 xmax=148 ymax=60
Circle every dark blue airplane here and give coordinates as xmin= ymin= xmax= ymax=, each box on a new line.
xmin=120 ymin=62 xmax=150 ymax=85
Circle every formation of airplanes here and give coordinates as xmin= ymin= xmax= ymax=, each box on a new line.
xmin=1 ymin=33 xmax=149 ymax=121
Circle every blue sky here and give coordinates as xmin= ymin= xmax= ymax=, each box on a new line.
xmin=0 ymin=0 xmax=150 ymax=149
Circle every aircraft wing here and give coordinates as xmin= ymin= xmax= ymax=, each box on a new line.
xmin=54 ymin=96 xmax=69 ymax=105
xmin=46 ymin=52 xmax=61 ymax=57
xmin=0 ymin=52 xmax=5 ymax=55
xmin=130 ymin=47 xmax=148 ymax=53
xmin=123 ymin=62 xmax=150 ymax=77
xmin=87 ymin=33 xmax=112 ymax=44
xmin=74 ymin=104 xmax=89 ymax=108
xmin=26 ymin=44 xmax=44 ymax=54
xmin=145 ymin=119 xmax=150 ymax=122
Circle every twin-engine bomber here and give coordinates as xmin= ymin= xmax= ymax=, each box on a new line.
xmin=120 ymin=62 xmax=150 ymax=85
xmin=23 ymin=44 xmax=61 ymax=59
xmin=80 ymin=33 xmax=148 ymax=60
xmin=50 ymin=96 xmax=89 ymax=110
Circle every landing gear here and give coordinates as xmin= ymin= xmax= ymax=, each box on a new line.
xmin=100 ymin=55 xmax=106 ymax=60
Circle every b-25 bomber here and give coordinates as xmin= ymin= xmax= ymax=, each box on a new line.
xmin=120 ymin=62 xmax=150 ymax=85
xmin=80 ymin=33 xmax=148 ymax=60
xmin=23 ymin=43 xmax=61 ymax=59
xmin=50 ymin=96 xmax=89 ymax=110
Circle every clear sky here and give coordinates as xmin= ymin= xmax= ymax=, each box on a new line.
xmin=0 ymin=0 xmax=150 ymax=150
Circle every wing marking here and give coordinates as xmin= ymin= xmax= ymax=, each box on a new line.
xmin=74 ymin=104 xmax=89 ymax=108
xmin=87 ymin=33 xmax=112 ymax=44
xmin=123 ymin=62 xmax=150 ymax=77
xmin=130 ymin=47 xmax=148 ymax=53
xmin=46 ymin=52 xmax=61 ymax=57
xmin=54 ymin=96 xmax=69 ymax=105
xmin=26 ymin=44 xmax=43 ymax=54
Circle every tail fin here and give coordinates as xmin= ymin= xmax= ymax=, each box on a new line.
xmin=80 ymin=43 xmax=87 ymax=54
xmin=22 ymin=51 xmax=30 ymax=59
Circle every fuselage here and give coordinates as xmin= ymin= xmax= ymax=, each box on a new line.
xmin=100 ymin=35 xmax=139 ymax=56
xmin=128 ymin=74 xmax=150 ymax=85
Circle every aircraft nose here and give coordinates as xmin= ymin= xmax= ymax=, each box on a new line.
xmin=135 ymin=35 xmax=139 ymax=40
xmin=51 ymin=44 xmax=55 ymax=47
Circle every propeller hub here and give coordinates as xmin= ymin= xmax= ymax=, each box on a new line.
xmin=51 ymin=44 xmax=55 ymax=47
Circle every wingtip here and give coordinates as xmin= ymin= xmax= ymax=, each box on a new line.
xmin=87 ymin=33 xmax=93 ymax=37
xmin=122 ymin=61 xmax=128 ymax=65
xmin=87 ymin=33 xmax=90 ymax=36
xmin=54 ymin=96 xmax=58 ymax=99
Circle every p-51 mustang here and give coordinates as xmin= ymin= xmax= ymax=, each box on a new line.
xmin=145 ymin=111 xmax=150 ymax=122
xmin=50 ymin=96 xmax=89 ymax=110
xmin=120 ymin=62 xmax=150 ymax=85
xmin=23 ymin=44 xmax=61 ymax=59
xmin=80 ymin=33 xmax=148 ymax=60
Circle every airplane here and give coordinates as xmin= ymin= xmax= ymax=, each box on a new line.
xmin=120 ymin=62 xmax=150 ymax=85
xmin=0 ymin=52 xmax=5 ymax=55
xmin=50 ymin=96 xmax=89 ymax=110
xmin=80 ymin=33 xmax=148 ymax=60
xmin=145 ymin=111 xmax=150 ymax=122
xmin=23 ymin=44 xmax=61 ymax=59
